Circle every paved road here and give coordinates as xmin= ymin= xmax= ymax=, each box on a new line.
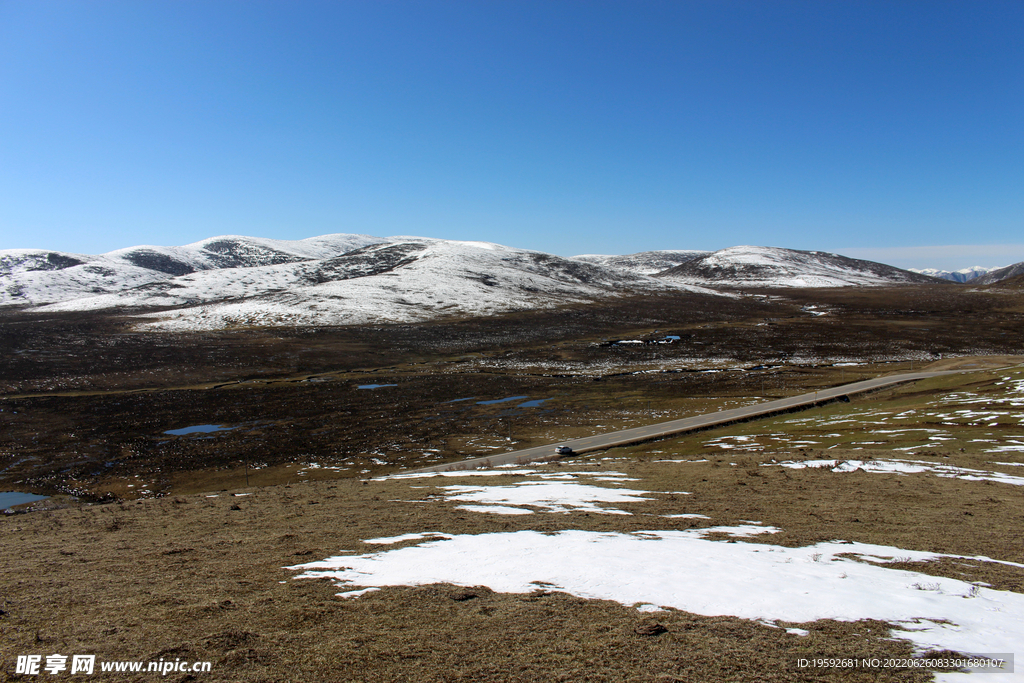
xmin=407 ymin=369 xmax=967 ymax=474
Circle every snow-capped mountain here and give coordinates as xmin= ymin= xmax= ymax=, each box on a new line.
xmin=655 ymin=246 xmax=939 ymax=288
xmin=17 ymin=237 xmax=707 ymax=330
xmin=570 ymin=250 xmax=709 ymax=276
xmin=0 ymin=234 xmax=385 ymax=307
xmin=908 ymin=266 xmax=998 ymax=283
xmin=2 ymin=236 xmax=954 ymax=330
xmin=972 ymin=261 xmax=1024 ymax=285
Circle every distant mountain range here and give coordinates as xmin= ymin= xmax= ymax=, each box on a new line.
xmin=908 ymin=266 xmax=1000 ymax=283
xmin=3 ymin=234 xmax=1014 ymax=330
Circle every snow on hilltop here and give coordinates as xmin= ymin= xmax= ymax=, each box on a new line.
xmin=570 ymin=250 xmax=709 ymax=276
xmin=0 ymin=234 xmax=385 ymax=307
xmin=909 ymin=266 xmax=999 ymax=283
xmin=656 ymin=246 xmax=939 ymax=288
xmin=2 ymin=236 xmax=951 ymax=330
xmin=972 ymin=260 xmax=1024 ymax=285
xmin=13 ymin=237 xmax=710 ymax=330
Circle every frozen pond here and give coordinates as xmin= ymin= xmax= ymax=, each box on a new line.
xmin=0 ymin=491 xmax=48 ymax=509
xmin=164 ymin=424 xmax=236 ymax=436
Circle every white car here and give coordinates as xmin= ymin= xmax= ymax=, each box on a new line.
xmin=555 ymin=445 xmax=574 ymax=455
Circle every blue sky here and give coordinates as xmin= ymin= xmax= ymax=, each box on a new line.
xmin=1 ymin=1 xmax=1021 ymax=270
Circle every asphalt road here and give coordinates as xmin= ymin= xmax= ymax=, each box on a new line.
xmin=407 ymin=369 xmax=967 ymax=474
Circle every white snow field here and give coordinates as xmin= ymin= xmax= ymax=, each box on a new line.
xmin=292 ymin=528 xmax=1023 ymax=680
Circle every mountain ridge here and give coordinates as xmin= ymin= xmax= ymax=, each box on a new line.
xmin=909 ymin=266 xmax=998 ymax=283
xmin=1 ymin=235 xmax=951 ymax=330
xmin=973 ymin=261 xmax=1024 ymax=285
xmin=655 ymin=246 xmax=940 ymax=288
xmin=24 ymin=237 xmax=701 ymax=330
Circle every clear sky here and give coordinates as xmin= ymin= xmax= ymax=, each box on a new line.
xmin=1 ymin=0 xmax=1021 ymax=270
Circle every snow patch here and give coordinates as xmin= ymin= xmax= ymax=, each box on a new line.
xmin=773 ymin=459 xmax=1024 ymax=486
xmin=291 ymin=529 xmax=1024 ymax=662
xmin=439 ymin=481 xmax=652 ymax=515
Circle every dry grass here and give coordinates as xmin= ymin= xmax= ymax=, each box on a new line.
xmin=3 ymin=286 xmax=1024 ymax=681
xmin=5 ymin=363 xmax=1024 ymax=680
xmin=3 ymin=473 xmax=950 ymax=682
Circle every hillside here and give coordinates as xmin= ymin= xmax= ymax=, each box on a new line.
xmin=656 ymin=246 xmax=940 ymax=288
xmin=30 ymin=238 xmax=703 ymax=330
xmin=0 ymin=234 xmax=384 ymax=307
xmin=2 ymin=236 xmax=956 ymax=330
xmin=973 ymin=261 xmax=1024 ymax=285
xmin=984 ymin=272 xmax=1024 ymax=289
xmin=570 ymin=250 xmax=709 ymax=276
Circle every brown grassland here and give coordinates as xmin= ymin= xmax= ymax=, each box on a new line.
xmin=2 ymin=282 xmax=1023 ymax=681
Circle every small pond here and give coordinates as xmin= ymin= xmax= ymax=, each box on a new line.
xmin=357 ymin=384 xmax=398 ymax=390
xmin=517 ymin=398 xmax=552 ymax=408
xmin=476 ymin=396 xmax=529 ymax=405
xmin=164 ymin=424 xmax=236 ymax=436
xmin=0 ymin=491 xmax=48 ymax=509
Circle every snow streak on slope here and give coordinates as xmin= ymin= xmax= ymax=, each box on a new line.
xmin=657 ymin=246 xmax=940 ymax=288
xmin=0 ymin=234 xmax=385 ymax=307
xmin=570 ymin=250 xmax=709 ymax=276
xmin=37 ymin=239 xmax=705 ymax=330
xmin=973 ymin=261 xmax=1024 ymax=285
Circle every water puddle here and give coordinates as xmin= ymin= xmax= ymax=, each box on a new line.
xmin=477 ymin=396 xmax=529 ymax=405
xmin=357 ymin=384 xmax=398 ymax=390
xmin=517 ymin=398 xmax=552 ymax=408
xmin=164 ymin=424 xmax=236 ymax=436
xmin=0 ymin=491 xmax=49 ymax=509
xmin=442 ymin=397 xmax=478 ymax=403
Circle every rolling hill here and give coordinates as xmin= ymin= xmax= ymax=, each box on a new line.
xmin=1 ymin=236 xmax=952 ymax=330
xmin=655 ymin=246 xmax=940 ymax=288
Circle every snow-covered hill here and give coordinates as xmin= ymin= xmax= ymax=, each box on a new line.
xmin=570 ymin=250 xmax=708 ymax=276
xmin=2 ymin=236 xmax=954 ymax=330
xmin=972 ymin=261 xmax=1024 ymax=285
xmin=655 ymin=246 xmax=939 ymax=288
xmin=909 ymin=266 xmax=998 ymax=283
xmin=21 ymin=238 xmax=706 ymax=330
xmin=0 ymin=234 xmax=384 ymax=307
